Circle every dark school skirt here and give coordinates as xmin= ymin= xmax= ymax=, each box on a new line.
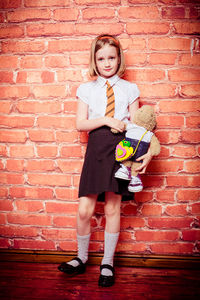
xmin=78 ymin=126 xmax=134 ymax=202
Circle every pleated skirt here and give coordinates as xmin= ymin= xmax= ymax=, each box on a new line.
xmin=78 ymin=126 xmax=134 ymax=202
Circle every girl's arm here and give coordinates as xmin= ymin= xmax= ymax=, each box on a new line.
xmin=76 ymin=99 xmax=125 ymax=132
xmin=129 ymin=99 xmax=153 ymax=174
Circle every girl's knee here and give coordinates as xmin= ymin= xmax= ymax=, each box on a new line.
xmin=78 ymin=196 xmax=96 ymax=221
xmin=104 ymin=194 xmax=121 ymax=217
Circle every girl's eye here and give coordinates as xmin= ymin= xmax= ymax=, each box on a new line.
xmin=98 ymin=58 xmax=104 ymax=61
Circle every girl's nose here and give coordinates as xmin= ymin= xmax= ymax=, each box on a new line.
xmin=105 ymin=59 xmax=110 ymax=66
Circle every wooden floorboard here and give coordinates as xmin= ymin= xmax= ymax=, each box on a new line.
xmin=0 ymin=262 xmax=199 ymax=300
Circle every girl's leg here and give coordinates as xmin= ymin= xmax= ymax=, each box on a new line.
xmin=101 ymin=192 xmax=121 ymax=276
xmin=68 ymin=194 xmax=97 ymax=267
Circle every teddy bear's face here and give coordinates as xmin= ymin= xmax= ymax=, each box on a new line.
xmin=133 ymin=105 xmax=157 ymax=131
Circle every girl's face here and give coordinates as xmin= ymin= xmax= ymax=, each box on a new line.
xmin=95 ymin=44 xmax=120 ymax=79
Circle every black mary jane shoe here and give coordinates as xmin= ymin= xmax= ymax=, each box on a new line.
xmin=98 ymin=264 xmax=115 ymax=287
xmin=58 ymin=257 xmax=86 ymax=275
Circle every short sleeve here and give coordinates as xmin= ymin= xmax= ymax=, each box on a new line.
xmin=76 ymin=83 xmax=90 ymax=104
xmin=128 ymin=83 xmax=140 ymax=105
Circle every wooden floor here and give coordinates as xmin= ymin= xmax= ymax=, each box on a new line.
xmin=0 ymin=262 xmax=200 ymax=300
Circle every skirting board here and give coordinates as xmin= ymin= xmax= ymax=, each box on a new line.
xmin=0 ymin=249 xmax=200 ymax=269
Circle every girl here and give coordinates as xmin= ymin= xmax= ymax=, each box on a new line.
xmin=58 ymin=34 xmax=152 ymax=287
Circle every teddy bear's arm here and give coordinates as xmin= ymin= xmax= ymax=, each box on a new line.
xmin=149 ymin=135 xmax=161 ymax=156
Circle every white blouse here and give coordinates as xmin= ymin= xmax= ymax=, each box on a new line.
xmin=76 ymin=75 xmax=140 ymax=123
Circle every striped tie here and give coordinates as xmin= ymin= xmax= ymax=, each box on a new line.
xmin=105 ymin=81 xmax=115 ymax=117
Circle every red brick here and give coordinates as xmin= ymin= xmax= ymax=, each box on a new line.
xmin=127 ymin=22 xmax=169 ymax=34
xmin=142 ymin=175 xmax=165 ymax=188
xmin=53 ymin=8 xmax=79 ymax=21
xmin=116 ymin=242 xmax=147 ymax=253
xmin=149 ymin=160 xmax=184 ymax=173
xmin=138 ymin=84 xmax=177 ymax=98
xmin=149 ymin=53 xmax=177 ymax=65
xmin=59 ymin=241 xmax=77 ymax=251
xmin=37 ymin=116 xmax=75 ymax=129
xmin=56 ymin=131 xmax=79 ymax=143
xmin=17 ymin=101 xmax=62 ymax=114
xmin=179 ymin=53 xmax=200 ymax=66
xmin=6 ymin=159 xmax=24 ymax=171
xmin=82 ymin=8 xmax=115 ymax=20
xmin=75 ymin=23 xmax=123 ymax=35
xmin=121 ymin=38 xmax=146 ymax=51
xmin=0 ymin=188 xmax=8 ymax=198
xmin=184 ymin=160 xmax=200 ymax=173
xmin=45 ymin=202 xmax=78 ymax=214
xmin=32 ymin=85 xmax=66 ymax=99
xmin=122 ymin=204 xmax=137 ymax=215
xmin=20 ymin=55 xmax=43 ymax=68
xmin=181 ymin=130 xmax=200 ymax=143
xmin=53 ymin=216 xmax=76 ymax=227
xmin=124 ymin=52 xmax=147 ymax=66
xmin=167 ymin=175 xmax=200 ymax=187
xmin=0 ymin=86 xmax=30 ymax=99
xmin=149 ymin=37 xmax=190 ymax=51
xmin=0 ymin=101 xmax=12 ymax=114
xmin=135 ymin=230 xmax=180 ymax=241
xmin=55 ymin=188 xmax=78 ymax=200
xmin=2 ymin=41 xmax=45 ymax=54
xmin=177 ymin=189 xmax=200 ymax=202
xmin=190 ymin=203 xmax=200 ymax=215
xmin=121 ymin=217 xmax=145 ymax=229
xmin=7 ymin=212 xmax=51 ymax=226
xmin=0 ymin=116 xmax=34 ymax=128
xmin=0 ymin=0 xmax=22 ymax=9
xmin=182 ymin=230 xmax=200 ymax=242
xmin=0 ymin=130 xmax=27 ymax=143
xmin=156 ymin=190 xmax=175 ymax=203
xmin=174 ymin=22 xmax=200 ymax=34
xmin=148 ymin=217 xmax=193 ymax=229
xmin=14 ymin=239 xmax=55 ymax=250
xmin=156 ymin=130 xmax=180 ymax=144
xmin=172 ymin=146 xmax=196 ymax=158
xmin=186 ymin=116 xmax=200 ymax=128
xmin=157 ymin=115 xmax=184 ymax=127
xmin=0 ymin=214 xmax=7 ymax=225
xmin=75 ymin=0 xmax=120 ymax=4
xmin=0 ymin=225 xmax=38 ymax=237
xmin=0 ymin=199 xmax=13 ymax=211
xmin=0 ymin=173 xmax=24 ymax=184
xmin=70 ymin=53 xmax=89 ymax=65
xmin=125 ymin=69 xmax=165 ymax=82
xmin=26 ymin=160 xmax=55 ymax=172
xmin=37 ymin=146 xmax=58 ymax=158
xmin=27 ymin=23 xmax=74 ymax=37
xmin=168 ymin=68 xmax=200 ymax=82
xmin=165 ymin=204 xmax=188 ymax=216
xmin=10 ymin=187 xmax=53 ymax=199
xmin=45 ymin=55 xmax=69 ymax=68
xmin=15 ymin=200 xmax=43 ymax=212
xmin=10 ymin=145 xmax=35 ymax=158
xmin=0 ymin=25 xmax=24 ymax=39
xmin=150 ymin=243 xmax=193 ymax=255
xmin=119 ymin=6 xmax=159 ymax=19
xmin=64 ymin=101 xmax=77 ymax=113
xmin=60 ymin=146 xmax=82 ymax=158
xmin=134 ymin=191 xmax=153 ymax=203
xmin=48 ymin=39 xmax=91 ymax=53
xmin=181 ymin=84 xmax=200 ymax=97
xmin=28 ymin=173 xmax=71 ymax=187
xmin=141 ymin=204 xmax=162 ymax=216
xmin=162 ymin=7 xmax=185 ymax=19
xmin=0 ymin=71 xmax=14 ymax=84
xmin=7 ymin=8 xmax=51 ymax=22
xmin=29 ymin=130 xmax=55 ymax=142
xmin=57 ymin=160 xmax=83 ymax=173
xmin=42 ymin=228 xmax=76 ymax=240
xmin=57 ymin=70 xmax=82 ymax=82
xmin=159 ymin=100 xmax=200 ymax=113
xmin=0 ymin=56 xmax=18 ymax=69
xmin=0 ymin=145 xmax=7 ymax=157
xmin=25 ymin=0 xmax=70 ymax=6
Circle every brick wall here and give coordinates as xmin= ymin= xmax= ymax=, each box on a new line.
xmin=0 ymin=0 xmax=200 ymax=256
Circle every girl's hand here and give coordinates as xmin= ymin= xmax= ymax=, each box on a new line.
xmin=135 ymin=150 xmax=153 ymax=174
xmin=104 ymin=117 xmax=126 ymax=132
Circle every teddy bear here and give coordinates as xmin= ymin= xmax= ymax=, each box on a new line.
xmin=114 ymin=105 xmax=161 ymax=192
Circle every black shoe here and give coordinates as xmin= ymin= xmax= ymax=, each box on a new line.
xmin=58 ymin=257 xmax=86 ymax=275
xmin=98 ymin=264 xmax=115 ymax=287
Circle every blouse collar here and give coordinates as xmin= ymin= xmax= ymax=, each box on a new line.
xmin=97 ymin=74 xmax=120 ymax=88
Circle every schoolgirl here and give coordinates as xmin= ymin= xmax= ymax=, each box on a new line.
xmin=58 ymin=34 xmax=152 ymax=287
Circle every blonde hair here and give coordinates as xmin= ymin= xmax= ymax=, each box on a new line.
xmin=89 ymin=34 xmax=125 ymax=78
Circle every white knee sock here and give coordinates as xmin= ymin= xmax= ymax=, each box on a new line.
xmin=101 ymin=231 xmax=119 ymax=276
xmin=67 ymin=233 xmax=90 ymax=267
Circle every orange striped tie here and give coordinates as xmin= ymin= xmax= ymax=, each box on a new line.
xmin=105 ymin=81 xmax=115 ymax=117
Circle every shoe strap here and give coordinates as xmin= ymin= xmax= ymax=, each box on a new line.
xmin=72 ymin=257 xmax=84 ymax=266
xmin=100 ymin=264 xmax=115 ymax=274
